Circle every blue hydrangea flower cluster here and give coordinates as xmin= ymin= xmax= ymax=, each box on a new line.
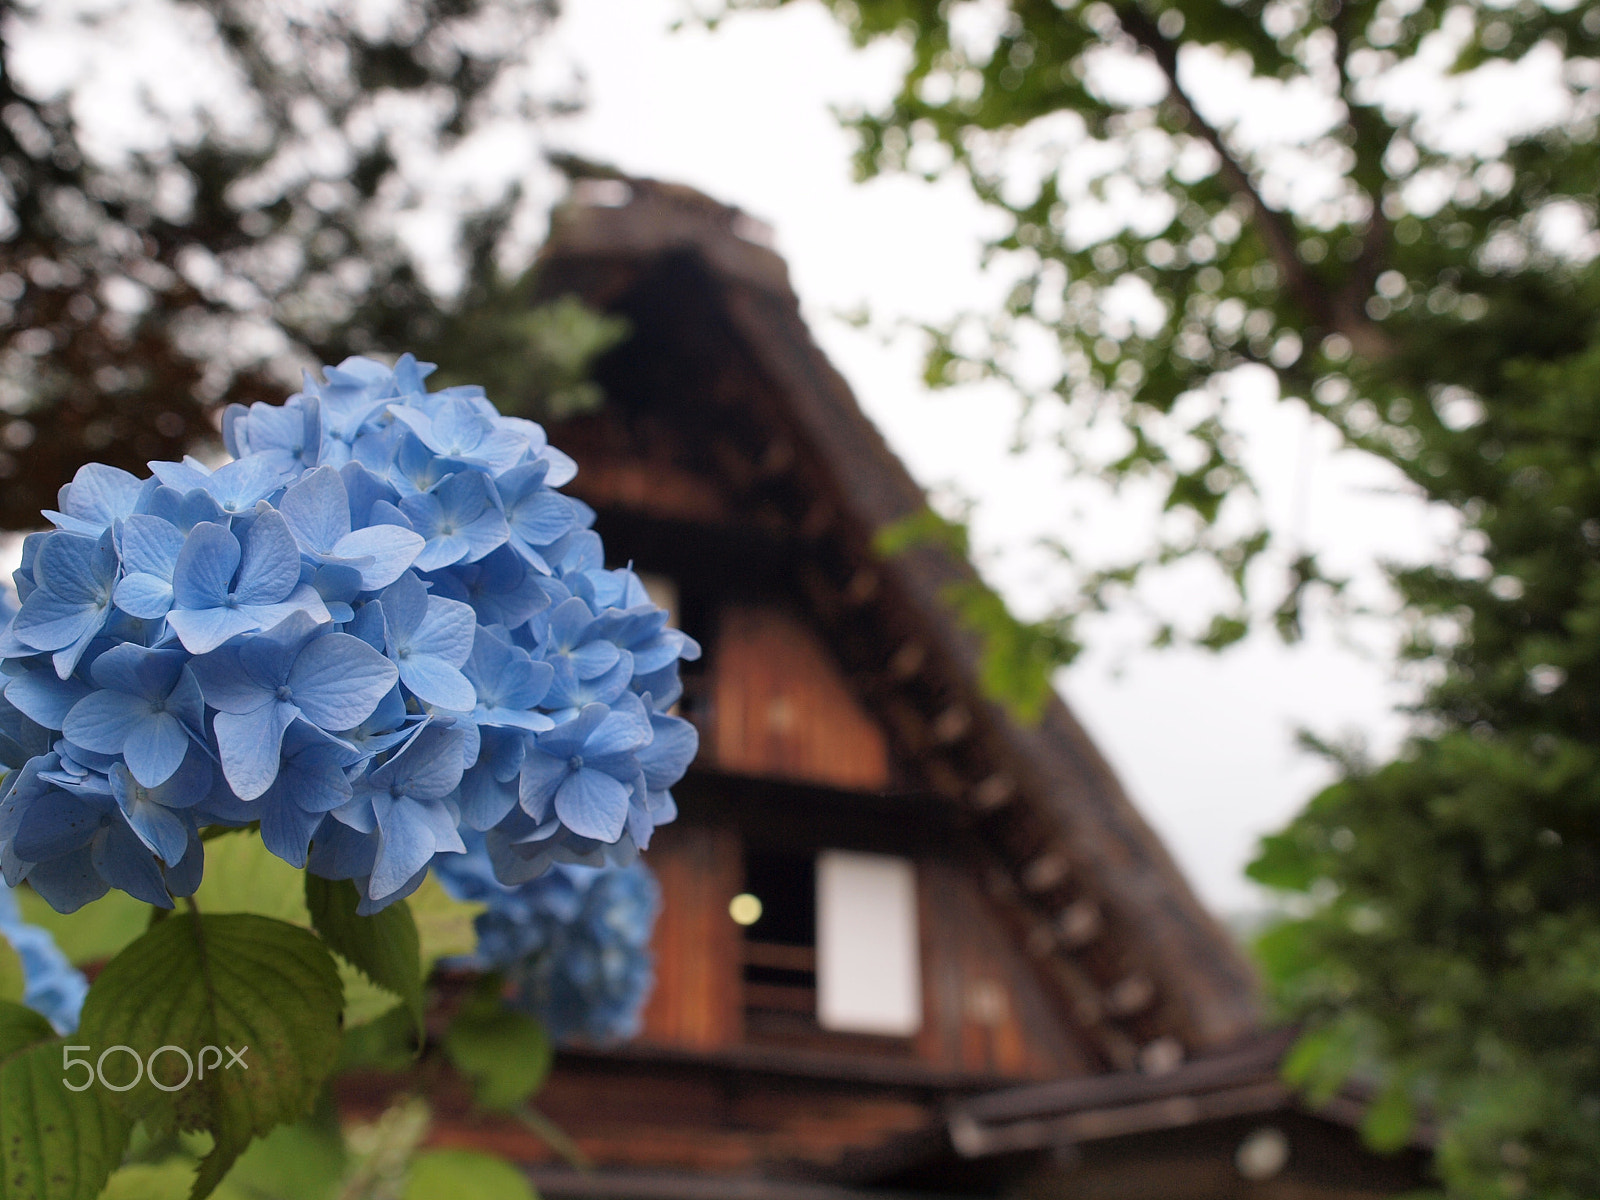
xmin=0 ymin=355 xmax=699 ymax=913
xmin=436 ymin=833 xmax=658 ymax=1044
xmin=0 ymin=885 xmax=88 ymax=1033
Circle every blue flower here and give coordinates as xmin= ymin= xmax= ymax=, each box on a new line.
xmin=107 ymin=748 xmax=210 ymax=866
xmin=399 ymin=470 xmax=510 ymax=572
xmin=43 ymin=464 xmax=148 ymax=536
xmin=11 ymin=529 xmax=120 ymax=678
xmin=390 ymin=396 xmax=529 ymax=475
xmin=519 ymin=696 xmax=652 ymax=844
xmin=62 ymin=644 xmax=203 ymax=787
xmin=378 ymin=572 xmax=476 ymax=711
xmin=190 ymin=611 xmax=398 ymax=800
xmin=496 ymin=461 xmax=579 ymax=572
xmin=278 ymin=465 xmax=423 ymax=590
xmin=330 ymin=725 xmax=467 ymax=904
xmin=222 ymin=394 xmax=322 ymax=475
xmin=435 ymin=836 xmax=658 ymax=1045
xmin=112 ymin=515 xmax=186 ymax=619
xmin=2 ymin=353 xmax=697 ymax=913
xmin=148 ymin=455 xmax=289 ymax=517
xmin=0 ymin=884 xmax=88 ymax=1032
xmin=165 ymin=513 xmax=330 ymax=654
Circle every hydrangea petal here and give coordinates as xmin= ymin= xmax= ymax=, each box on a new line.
xmin=213 ymin=702 xmax=297 ymax=800
xmin=286 ymin=633 xmax=399 ymax=731
xmin=554 ymin=769 xmax=630 ymax=843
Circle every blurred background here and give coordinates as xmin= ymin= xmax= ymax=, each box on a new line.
xmin=4 ymin=0 xmax=1599 ymax=1191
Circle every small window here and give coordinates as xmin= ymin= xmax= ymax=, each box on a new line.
xmin=816 ymin=851 xmax=922 ymax=1037
xmin=739 ymin=849 xmax=818 ymax=1022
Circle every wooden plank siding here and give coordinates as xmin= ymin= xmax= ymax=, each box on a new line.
xmin=639 ymin=823 xmax=745 ymax=1049
xmin=917 ymin=860 xmax=1093 ymax=1081
xmin=710 ymin=605 xmax=889 ymax=791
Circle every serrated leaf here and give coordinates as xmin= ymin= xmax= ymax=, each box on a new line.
xmin=444 ymin=993 xmax=550 ymax=1112
xmin=0 ymin=1000 xmax=56 ymax=1059
xmin=402 ymin=1149 xmax=537 ymax=1200
xmin=0 ymin=1038 xmax=131 ymax=1200
xmin=78 ymin=913 xmax=343 ymax=1199
xmin=305 ymin=877 xmax=422 ymax=1038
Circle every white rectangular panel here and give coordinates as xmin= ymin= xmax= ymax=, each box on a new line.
xmin=816 ymin=850 xmax=922 ymax=1036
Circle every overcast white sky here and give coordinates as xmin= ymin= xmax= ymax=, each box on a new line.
xmin=538 ymin=0 xmax=1462 ymax=913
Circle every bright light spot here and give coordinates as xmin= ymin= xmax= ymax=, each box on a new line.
xmin=729 ymin=893 xmax=763 ymax=926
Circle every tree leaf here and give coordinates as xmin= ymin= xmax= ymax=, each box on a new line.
xmin=77 ymin=913 xmax=343 ymax=1199
xmin=0 ymin=1038 xmax=131 ymax=1200
xmin=305 ymin=877 xmax=422 ymax=1038
xmin=0 ymin=999 xmax=56 ymax=1059
xmin=443 ymin=991 xmax=550 ymax=1112
xmin=402 ymin=1149 xmax=537 ymax=1200
xmin=1361 ymin=1078 xmax=1417 ymax=1153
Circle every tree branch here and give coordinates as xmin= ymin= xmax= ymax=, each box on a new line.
xmin=1111 ymin=2 xmax=1389 ymax=356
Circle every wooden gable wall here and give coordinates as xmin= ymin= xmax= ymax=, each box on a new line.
xmin=548 ymin=385 xmax=1098 ymax=1085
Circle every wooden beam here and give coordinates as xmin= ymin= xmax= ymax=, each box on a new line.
xmin=969 ymin=773 xmax=1015 ymax=811
xmin=1056 ymin=900 xmax=1103 ymax=949
xmin=1022 ymin=851 xmax=1071 ymax=894
xmin=887 ymin=641 xmax=927 ymax=681
xmin=931 ymin=705 xmax=972 ymax=746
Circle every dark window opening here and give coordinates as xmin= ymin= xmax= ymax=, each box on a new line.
xmin=741 ymin=849 xmax=816 ymax=1020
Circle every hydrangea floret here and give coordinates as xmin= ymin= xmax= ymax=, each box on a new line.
xmin=435 ymin=833 xmax=659 ymax=1044
xmin=0 ymin=884 xmax=87 ymax=1033
xmin=0 ymin=355 xmax=700 ymax=914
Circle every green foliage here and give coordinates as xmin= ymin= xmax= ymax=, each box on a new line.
xmin=78 ymin=914 xmax=344 ymax=1198
xmin=306 ymin=878 xmax=425 ymax=1039
xmin=0 ymin=1001 xmax=55 ymax=1058
xmin=741 ymin=0 xmax=1600 ymax=1191
xmin=443 ymin=985 xmax=552 ymax=1112
xmin=403 ymin=1149 xmax=538 ymax=1200
xmin=0 ymin=1038 xmax=130 ymax=1200
xmin=0 ymin=0 xmax=567 ymax=529
xmin=15 ymin=889 xmax=147 ymax=968
xmin=876 ymin=509 xmax=1078 ymax=719
xmin=425 ymin=292 xmax=631 ymax=424
xmin=0 ymin=940 xmax=23 ymax=1007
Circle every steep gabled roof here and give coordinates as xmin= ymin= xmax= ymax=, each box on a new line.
xmin=531 ymin=168 xmax=1259 ymax=1068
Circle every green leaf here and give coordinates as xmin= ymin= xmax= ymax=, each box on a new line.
xmin=192 ymin=833 xmax=309 ymax=926
xmin=0 ymin=939 xmax=25 ymax=1006
xmin=1361 ymin=1079 xmax=1417 ymax=1153
xmin=214 ymin=1117 xmax=346 ymax=1200
xmin=77 ymin=912 xmax=344 ymax=1199
xmin=305 ymin=877 xmax=423 ymax=1038
xmin=407 ymin=874 xmax=484 ymax=969
xmin=336 ymin=1004 xmax=420 ymax=1073
xmin=0 ymin=1038 xmax=131 ymax=1200
xmin=15 ymin=888 xmax=147 ymax=967
xmin=100 ymin=1160 xmax=201 ymax=1200
xmin=403 ymin=1149 xmax=537 ymax=1200
xmin=444 ymin=991 xmax=551 ymax=1112
xmin=0 ymin=999 xmax=57 ymax=1059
